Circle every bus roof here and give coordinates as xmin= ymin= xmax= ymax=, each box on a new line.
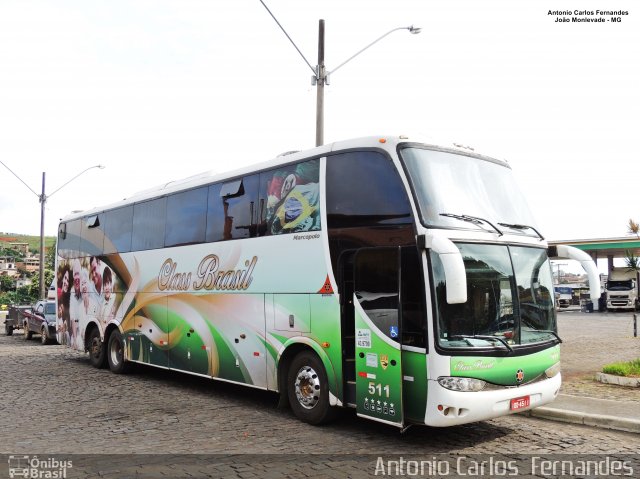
xmin=59 ymin=135 xmax=508 ymax=223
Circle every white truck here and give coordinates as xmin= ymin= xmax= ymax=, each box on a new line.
xmin=605 ymin=267 xmax=639 ymax=311
xmin=554 ymin=286 xmax=573 ymax=308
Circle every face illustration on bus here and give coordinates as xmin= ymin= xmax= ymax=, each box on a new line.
xmin=81 ymin=269 xmax=90 ymax=308
xmin=90 ymin=256 xmax=102 ymax=295
xmin=103 ymin=267 xmax=113 ymax=302
xmin=73 ymin=259 xmax=81 ymax=298
xmin=281 ymin=173 xmax=296 ymax=199
xmin=61 ymin=269 xmax=70 ymax=294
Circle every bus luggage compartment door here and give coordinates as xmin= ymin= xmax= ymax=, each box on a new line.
xmin=353 ymin=248 xmax=403 ymax=427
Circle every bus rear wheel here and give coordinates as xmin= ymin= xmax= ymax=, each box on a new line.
xmin=107 ymin=330 xmax=131 ymax=374
xmin=287 ymin=351 xmax=336 ymax=425
xmin=88 ymin=327 xmax=107 ymax=368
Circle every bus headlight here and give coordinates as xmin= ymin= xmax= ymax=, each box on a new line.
xmin=545 ymin=362 xmax=561 ymax=378
xmin=437 ymin=377 xmax=486 ymax=392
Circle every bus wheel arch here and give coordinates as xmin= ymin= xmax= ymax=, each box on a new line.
xmin=281 ymin=346 xmax=338 ymax=425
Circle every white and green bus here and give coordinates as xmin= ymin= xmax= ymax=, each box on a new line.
xmin=55 ymin=136 xmax=599 ymax=428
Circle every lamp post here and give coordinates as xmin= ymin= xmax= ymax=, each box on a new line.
xmin=554 ymin=262 xmax=567 ymax=284
xmin=312 ymin=22 xmax=421 ymax=146
xmin=258 ymin=1 xmax=421 ymax=146
xmin=0 ymin=161 xmax=105 ymax=299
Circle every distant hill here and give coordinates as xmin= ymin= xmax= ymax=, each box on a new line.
xmin=0 ymin=234 xmax=56 ymax=254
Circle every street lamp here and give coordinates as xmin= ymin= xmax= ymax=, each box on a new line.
xmin=0 ymin=161 xmax=105 ymax=299
xmin=259 ymin=1 xmax=421 ymax=146
xmin=312 ymin=22 xmax=421 ymax=147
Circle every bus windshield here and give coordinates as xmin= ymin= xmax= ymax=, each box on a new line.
xmin=431 ymin=243 xmax=558 ymax=351
xmin=606 ymin=280 xmax=633 ymax=291
xmin=400 ymin=147 xmax=539 ymax=235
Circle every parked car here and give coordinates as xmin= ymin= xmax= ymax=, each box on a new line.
xmin=23 ymin=300 xmax=58 ymax=345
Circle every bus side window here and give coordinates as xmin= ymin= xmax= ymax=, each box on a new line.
xmin=131 ymin=197 xmax=167 ymax=251
xmin=165 ymin=187 xmax=208 ymax=247
xmin=79 ymin=213 xmax=105 ymax=257
xmin=326 ymin=151 xmax=413 ymax=228
xmin=206 ymin=175 xmax=259 ymax=242
xmin=58 ymin=219 xmax=81 ymax=258
xmin=103 ymin=206 xmax=133 ymax=254
xmin=259 ymin=159 xmax=321 ymax=236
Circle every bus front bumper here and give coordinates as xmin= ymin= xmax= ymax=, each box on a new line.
xmin=424 ymin=373 xmax=561 ymax=427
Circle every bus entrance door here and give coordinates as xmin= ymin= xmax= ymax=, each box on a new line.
xmin=353 ymin=248 xmax=403 ymax=427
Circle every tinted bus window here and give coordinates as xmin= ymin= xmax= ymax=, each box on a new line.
xmin=103 ymin=206 xmax=133 ymax=254
xmin=206 ymin=175 xmax=259 ymax=241
xmin=326 ymin=151 xmax=413 ymax=228
xmin=259 ymin=159 xmax=321 ymax=236
xmin=355 ymin=248 xmax=400 ymax=342
xmin=165 ymin=187 xmax=208 ymax=247
xmin=79 ymin=214 xmax=105 ymax=257
xmin=58 ymin=219 xmax=81 ymax=258
xmin=132 ymin=198 xmax=167 ymax=251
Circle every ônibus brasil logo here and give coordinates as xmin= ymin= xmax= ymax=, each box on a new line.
xmin=515 ymin=368 xmax=525 ymax=383
xmin=8 ymin=455 xmax=72 ymax=478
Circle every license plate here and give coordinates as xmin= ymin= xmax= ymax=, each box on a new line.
xmin=510 ymin=396 xmax=530 ymax=410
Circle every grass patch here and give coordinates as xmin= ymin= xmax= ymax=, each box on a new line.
xmin=602 ymin=359 xmax=640 ymax=377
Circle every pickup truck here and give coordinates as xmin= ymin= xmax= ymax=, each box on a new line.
xmin=15 ymin=300 xmax=58 ymax=345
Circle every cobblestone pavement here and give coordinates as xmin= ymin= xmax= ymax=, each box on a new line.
xmin=1 ymin=313 xmax=639 ymax=477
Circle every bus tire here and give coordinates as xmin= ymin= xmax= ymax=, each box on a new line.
xmin=107 ymin=330 xmax=131 ymax=374
xmin=88 ymin=327 xmax=107 ymax=368
xmin=287 ymin=350 xmax=336 ymax=425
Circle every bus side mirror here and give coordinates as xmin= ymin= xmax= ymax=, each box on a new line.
xmin=549 ymin=245 xmax=600 ymax=301
xmin=418 ymin=234 xmax=467 ymax=304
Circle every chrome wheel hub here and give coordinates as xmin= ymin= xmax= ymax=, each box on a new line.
xmin=294 ymin=366 xmax=321 ymax=410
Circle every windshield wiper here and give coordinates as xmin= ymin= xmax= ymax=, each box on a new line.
xmin=440 ymin=213 xmax=503 ymax=236
xmin=530 ymin=330 xmax=562 ymax=343
xmin=497 ymin=222 xmax=545 ymax=240
xmin=450 ymin=334 xmax=513 ymax=353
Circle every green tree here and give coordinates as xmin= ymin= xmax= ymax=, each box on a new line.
xmin=0 ymin=275 xmax=15 ymax=292
xmin=27 ymin=269 xmax=54 ymax=300
xmin=45 ymin=245 xmax=56 ymax=271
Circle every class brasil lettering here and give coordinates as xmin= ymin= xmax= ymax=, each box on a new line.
xmin=158 ymin=254 xmax=258 ymax=292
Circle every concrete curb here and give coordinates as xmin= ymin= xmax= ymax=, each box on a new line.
xmin=596 ymin=372 xmax=640 ymax=387
xmin=525 ymin=407 xmax=640 ymax=434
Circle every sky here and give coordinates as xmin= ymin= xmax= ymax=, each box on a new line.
xmin=1 ymin=0 xmax=638 ymax=272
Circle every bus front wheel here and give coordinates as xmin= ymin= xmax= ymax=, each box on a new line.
xmin=107 ymin=330 xmax=131 ymax=374
xmin=287 ymin=351 xmax=336 ymax=425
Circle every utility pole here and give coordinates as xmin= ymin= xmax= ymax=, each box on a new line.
xmin=555 ymin=263 xmax=567 ymax=284
xmin=0 ymin=161 xmax=104 ymax=301
xmin=315 ymin=19 xmax=325 ymax=147
xmin=258 ymin=1 xmax=420 ymax=148
xmin=39 ymin=172 xmax=46 ymax=299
